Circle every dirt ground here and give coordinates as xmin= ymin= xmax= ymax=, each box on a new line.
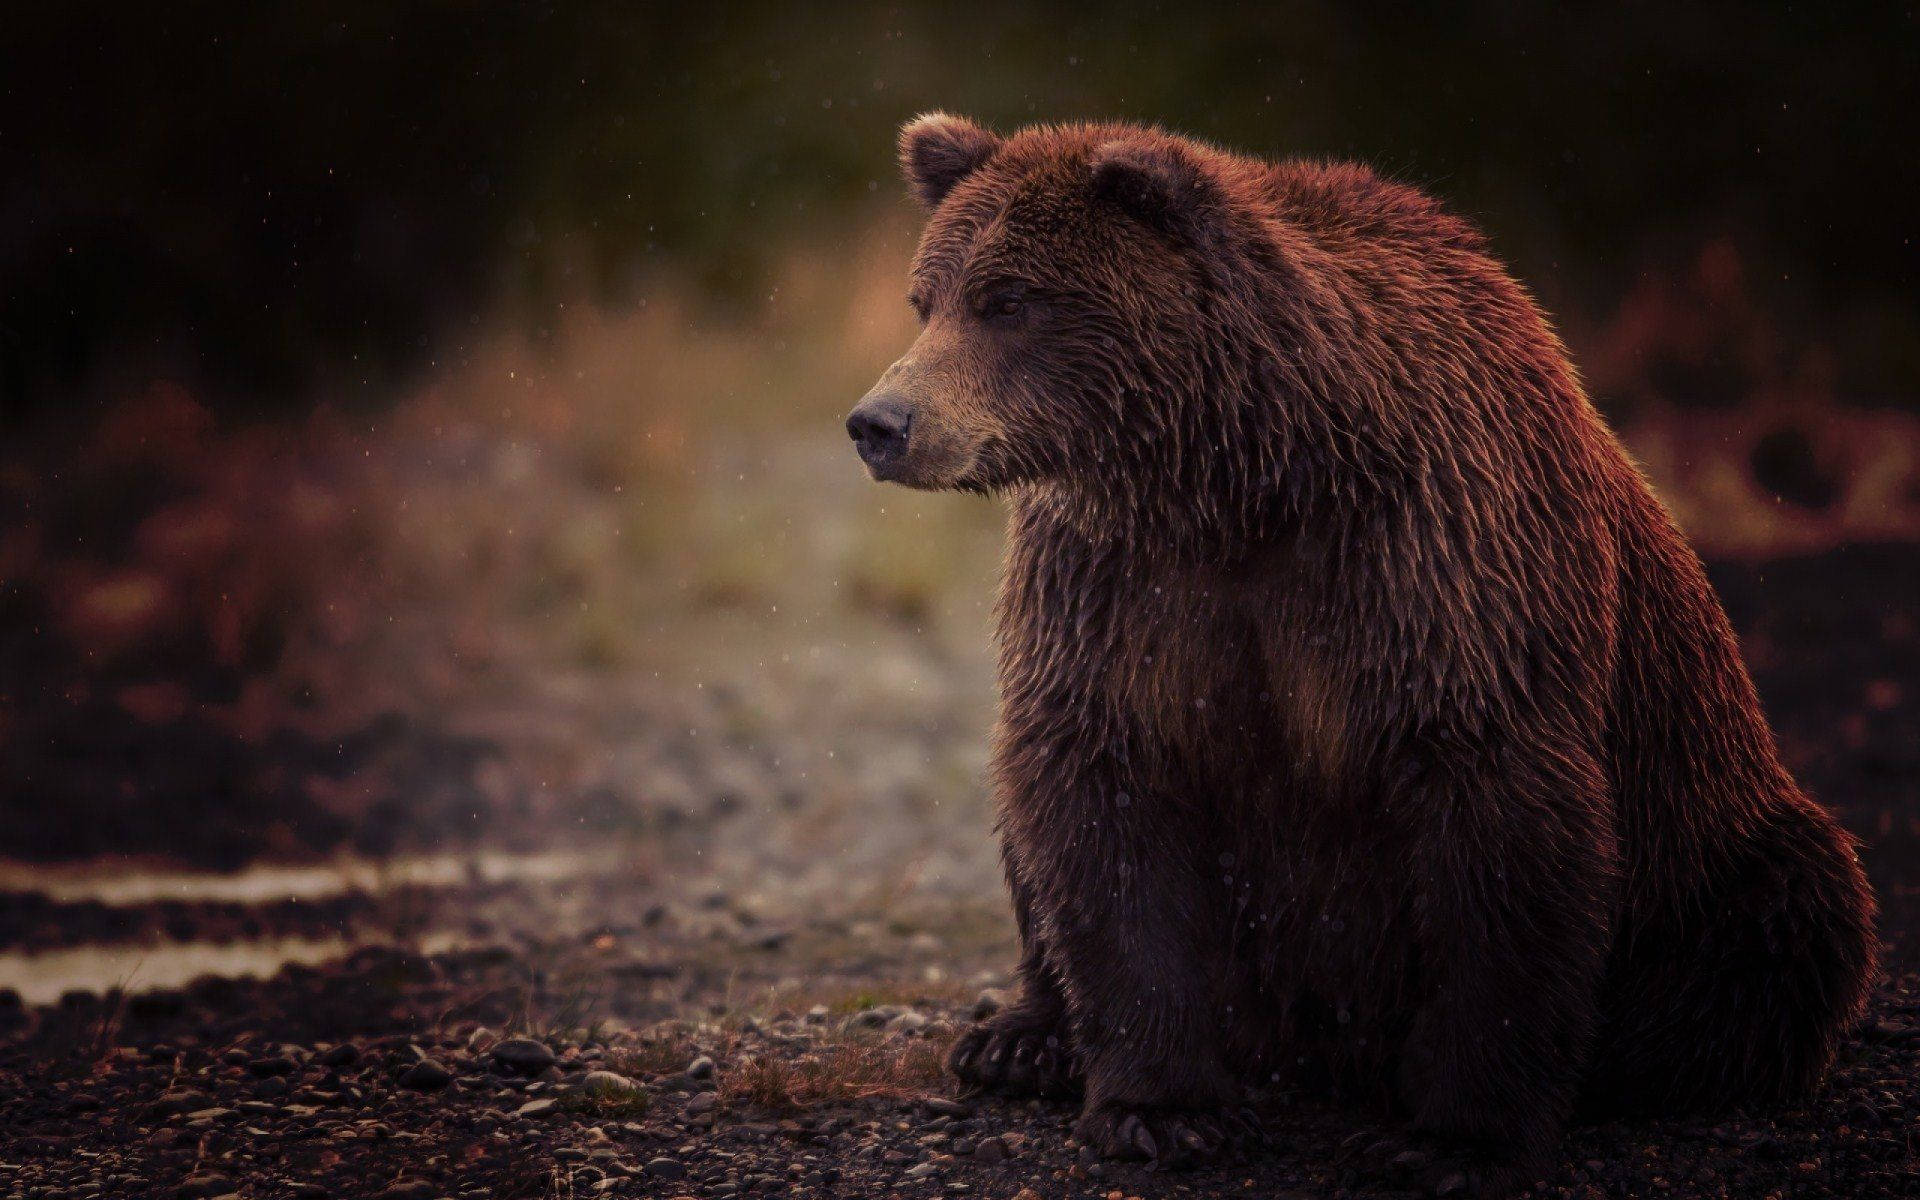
xmin=2 ymin=541 xmax=1917 ymax=1200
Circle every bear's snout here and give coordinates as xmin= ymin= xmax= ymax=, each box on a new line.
xmin=846 ymin=394 xmax=914 ymax=477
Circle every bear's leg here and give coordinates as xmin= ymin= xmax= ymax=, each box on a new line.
xmin=999 ymin=765 xmax=1249 ymax=1163
xmin=949 ymin=864 xmax=1081 ymax=1098
xmin=1388 ymin=738 xmax=1617 ymax=1197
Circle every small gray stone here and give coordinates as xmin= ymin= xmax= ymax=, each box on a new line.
xmin=685 ymin=1092 xmax=718 ymax=1116
xmin=574 ymin=1070 xmax=642 ymax=1099
xmin=176 ymin=1174 xmax=235 ymax=1199
xmin=685 ymin=1054 xmax=715 ymax=1079
xmin=399 ymin=1060 xmax=452 ymax=1091
xmin=904 ymin=1162 xmax=940 ymax=1180
xmin=318 ymin=1043 xmax=359 ymax=1068
xmin=886 ymin=1011 xmax=929 ymax=1036
xmin=972 ymin=1136 xmax=1008 ymax=1165
xmin=492 ymin=1037 xmax=557 ymax=1076
xmin=514 ymin=1098 xmax=558 ymax=1119
xmin=846 ymin=1006 xmax=901 ymax=1030
xmin=922 ymin=1097 xmax=971 ymax=1118
xmin=643 ymin=1157 xmax=687 ymax=1181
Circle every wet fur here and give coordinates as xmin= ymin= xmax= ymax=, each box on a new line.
xmin=871 ymin=115 xmax=1877 ymax=1191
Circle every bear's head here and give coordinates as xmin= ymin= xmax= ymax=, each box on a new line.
xmin=847 ymin=114 xmax=1277 ymax=536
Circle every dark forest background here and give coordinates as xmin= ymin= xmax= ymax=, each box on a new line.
xmin=6 ymin=2 xmax=1917 ymax=427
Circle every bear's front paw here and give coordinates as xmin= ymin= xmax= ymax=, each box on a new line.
xmin=1073 ymin=1103 xmax=1263 ymax=1170
xmin=1338 ymin=1129 xmax=1539 ymax=1198
xmin=947 ymin=1007 xmax=1080 ymax=1098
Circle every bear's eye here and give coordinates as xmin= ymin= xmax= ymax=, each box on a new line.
xmin=977 ymin=288 xmax=1028 ymax=322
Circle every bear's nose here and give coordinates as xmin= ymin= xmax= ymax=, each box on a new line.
xmin=846 ymin=396 xmax=913 ymax=472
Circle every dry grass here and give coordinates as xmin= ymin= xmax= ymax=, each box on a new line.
xmin=608 ymin=1034 xmax=704 ymax=1079
xmin=717 ymin=1033 xmax=952 ymax=1111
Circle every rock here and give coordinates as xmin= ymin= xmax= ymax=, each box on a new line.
xmin=685 ymin=1054 xmax=716 ymax=1079
xmin=399 ymin=1060 xmax=452 ymax=1090
xmin=922 ymin=1097 xmax=971 ymax=1118
xmin=886 ymin=1010 xmax=929 ymax=1035
xmin=177 ymin=1174 xmax=235 ymax=1199
xmin=846 ymin=1006 xmax=900 ymax=1030
xmin=318 ymin=1042 xmax=360 ymax=1068
xmin=805 ymin=1005 xmax=830 ymax=1024
xmin=253 ymin=1075 xmax=290 ymax=1098
xmin=973 ymin=1136 xmax=1008 ymax=1165
xmin=644 ymin=1157 xmax=688 ymax=1180
xmin=574 ymin=1070 xmax=643 ymax=1099
xmin=247 ymin=1054 xmax=298 ymax=1076
xmin=971 ymin=989 xmax=1010 ymax=1020
xmin=493 ymin=1037 xmax=557 ymax=1075
xmin=685 ymin=1092 xmax=718 ymax=1116
xmin=904 ymin=1162 xmax=940 ymax=1179
xmin=515 ymin=1099 xmax=559 ymax=1119
xmin=467 ymin=1026 xmax=499 ymax=1053
xmin=147 ymin=1087 xmax=214 ymax=1117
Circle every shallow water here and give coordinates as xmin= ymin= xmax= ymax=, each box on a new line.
xmin=0 ymin=847 xmax=623 ymax=906
xmin=0 ymin=936 xmax=356 ymax=1007
xmin=0 ymin=849 xmax=607 ymax=1005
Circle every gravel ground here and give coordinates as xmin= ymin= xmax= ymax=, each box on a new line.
xmin=1 ymin=542 xmax=1916 ymax=1199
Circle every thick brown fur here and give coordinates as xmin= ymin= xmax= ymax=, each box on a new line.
xmin=847 ymin=114 xmax=1877 ymax=1194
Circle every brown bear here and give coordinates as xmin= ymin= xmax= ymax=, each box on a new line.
xmin=846 ymin=114 xmax=1876 ymax=1194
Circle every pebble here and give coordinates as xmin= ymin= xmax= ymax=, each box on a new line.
xmin=886 ymin=1010 xmax=929 ymax=1035
xmin=514 ymin=1099 xmax=558 ymax=1119
xmin=685 ymin=1055 xmax=716 ymax=1079
xmin=318 ymin=1043 xmax=359 ymax=1068
xmin=176 ymin=1174 xmax=236 ymax=1199
xmin=644 ymin=1157 xmax=688 ymax=1181
xmin=247 ymin=1054 xmax=298 ymax=1077
xmin=922 ymin=1097 xmax=971 ymax=1118
xmin=493 ymin=1037 xmax=558 ymax=1075
xmin=846 ymin=1007 xmax=900 ymax=1030
xmin=972 ymin=1136 xmax=1008 ymax=1165
xmin=685 ymin=1092 xmax=718 ymax=1116
xmin=574 ymin=1070 xmax=643 ymax=1099
xmin=904 ymin=1162 xmax=940 ymax=1179
xmin=399 ymin=1060 xmax=452 ymax=1090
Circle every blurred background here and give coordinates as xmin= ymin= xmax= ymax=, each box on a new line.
xmin=2 ymin=3 xmax=1916 ymax=1004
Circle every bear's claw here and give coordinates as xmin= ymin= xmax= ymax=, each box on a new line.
xmin=947 ymin=1009 xmax=1081 ymax=1098
xmin=1073 ymin=1103 xmax=1264 ymax=1170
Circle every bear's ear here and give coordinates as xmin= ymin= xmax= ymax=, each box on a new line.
xmin=1090 ymin=139 xmax=1224 ymax=242
xmin=899 ymin=112 xmax=1003 ymax=210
